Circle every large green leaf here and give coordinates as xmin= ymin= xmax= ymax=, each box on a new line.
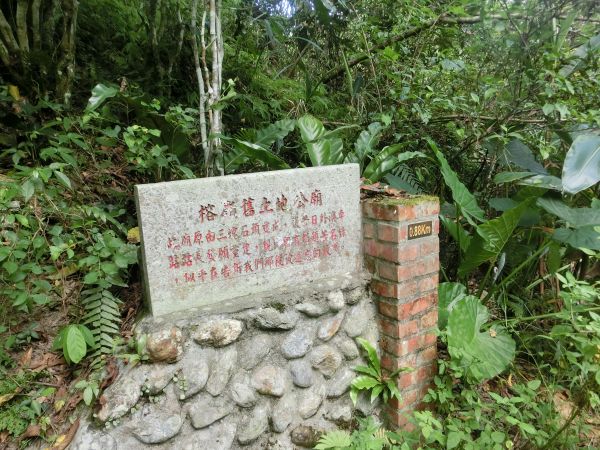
xmin=562 ymin=134 xmax=600 ymax=194
xmin=353 ymin=122 xmax=383 ymax=167
xmin=438 ymin=282 xmax=467 ymax=330
xmin=232 ymin=140 xmax=290 ymax=169
xmin=537 ymin=198 xmax=600 ymax=227
xmin=553 ymin=226 xmax=600 ymax=250
xmin=518 ymin=174 xmax=563 ymax=191
xmin=255 ymin=119 xmax=295 ymax=147
xmin=64 ymin=325 xmax=87 ymax=364
xmin=362 ymin=144 xmax=404 ymax=183
xmin=439 ymin=215 xmax=471 ymax=253
xmin=428 ymin=139 xmax=484 ymax=225
xmin=447 ymin=296 xmax=516 ymax=381
xmin=499 ymin=139 xmax=547 ymax=174
xmin=458 ymin=201 xmax=528 ymax=277
xmin=559 ymin=33 xmax=600 ymax=77
xmin=306 ymin=137 xmax=344 ymax=166
xmin=297 ymin=114 xmax=325 ymax=143
xmin=86 ymin=84 xmax=118 ymax=112
xmin=494 ymin=171 xmax=536 ymax=184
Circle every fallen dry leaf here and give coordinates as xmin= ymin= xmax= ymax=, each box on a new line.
xmin=50 ymin=418 xmax=79 ymax=450
xmin=0 ymin=391 xmax=18 ymax=406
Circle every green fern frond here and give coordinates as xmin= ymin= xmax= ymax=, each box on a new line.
xmin=81 ymin=287 xmax=122 ymax=365
xmin=315 ymin=430 xmax=352 ymax=449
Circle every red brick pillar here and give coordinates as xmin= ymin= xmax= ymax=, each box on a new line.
xmin=362 ymin=196 xmax=440 ymax=429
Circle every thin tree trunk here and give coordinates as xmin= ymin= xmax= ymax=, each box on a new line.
xmin=166 ymin=1 xmax=185 ymax=95
xmin=16 ymin=0 xmax=30 ymax=53
xmin=0 ymin=9 xmax=19 ymax=55
xmin=56 ymin=0 xmax=79 ymax=107
xmin=42 ymin=0 xmax=59 ymax=52
xmin=31 ymin=0 xmax=42 ymax=50
xmin=191 ymin=0 xmax=209 ymax=166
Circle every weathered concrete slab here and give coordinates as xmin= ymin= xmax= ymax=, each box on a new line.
xmin=135 ymin=165 xmax=361 ymax=317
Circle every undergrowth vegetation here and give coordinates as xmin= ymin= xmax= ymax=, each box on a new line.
xmin=0 ymin=0 xmax=599 ymax=447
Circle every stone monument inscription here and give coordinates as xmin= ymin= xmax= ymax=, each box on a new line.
xmin=135 ymin=164 xmax=361 ymax=317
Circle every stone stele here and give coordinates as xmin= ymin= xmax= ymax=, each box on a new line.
xmin=135 ymin=164 xmax=361 ymax=317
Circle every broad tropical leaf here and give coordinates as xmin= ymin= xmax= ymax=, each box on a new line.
xmin=447 ymin=296 xmax=516 ymax=381
xmin=537 ymin=198 xmax=600 ymax=227
xmin=458 ymin=201 xmax=528 ymax=277
xmin=439 ymin=215 xmax=471 ymax=253
xmin=553 ymin=226 xmax=600 ymax=250
xmin=494 ymin=172 xmax=536 ymax=184
xmin=428 ymin=139 xmax=484 ymax=225
xmin=518 ymin=174 xmax=563 ymax=191
xmin=233 ymin=140 xmax=290 ymax=169
xmin=562 ymin=134 xmax=600 ymax=194
xmin=499 ymin=139 xmax=547 ymax=174
xmin=255 ymin=119 xmax=295 ymax=147
xmin=353 ymin=122 xmax=383 ymax=168
xmin=297 ymin=115 xmax=325 ymax=143
xmin=86 ymin=83 xmax=118 ymax=111
xmin=362 ymin=144 xmax=404 ymax=183
xmin=438 ymin=282 xmax=467 ymax=330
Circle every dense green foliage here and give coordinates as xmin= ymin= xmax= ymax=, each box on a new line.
xmin=0 ymin=0 xmax=599 ymax=446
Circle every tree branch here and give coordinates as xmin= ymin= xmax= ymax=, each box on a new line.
xmin=320 ymin=13 xmax=558 ymax=84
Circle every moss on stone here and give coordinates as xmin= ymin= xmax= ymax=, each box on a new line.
xmin=366 ymin=194 xmax=438 ymax=206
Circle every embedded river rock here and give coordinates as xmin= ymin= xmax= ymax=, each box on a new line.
xmin=71 ymin=275 xmax=381 ymax=449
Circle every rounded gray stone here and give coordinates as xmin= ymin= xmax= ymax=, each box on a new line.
xmin=317 ymin=312 xmax=344 ymax=341
xmin=239 ymin=334 xmax=272 ymax=369
xmin=343 ymin=303 xmax=369 ymax=338
xmin=295 ymin=302 xmax=328 ymax=317
xmin=96 ymin=370 xmax=143 ymax=422
xmin=230 ymin=382 xmax=257 ymax=408
xmin=178 ymin=346 xmax=211 ymax=399
xmin=70 ymin=422 xmax=117 ymax=450
xmin=334 ymin=336 xmax=360 ymax=360
xmin=237 ymin=405 xmax=269 ymax=445
xmin=325 ymin=404 xmax=353 ymax=424
xmin=251 ymin=365 xmax=288 ymax=397
xmin=178 ymin=421 xmax=236 ymax=450
xmin=142 ymin=364 xmax=178 ymax=395
xmin=271 ymin=392 xmax=296 ymax=433
xmin=131 ymin=413 xmax=184 ymax=444
xmin=193 ymin=319 xmax=243 ymax=347
xmin=281 ymin=328 xmax=314 ymax=359
xmin=309 ymin=345 xmax=343 ymax=378
xmin=326 ymin=368 xmax=354 ymax=398
xmin=289 ymin=359 xmax=315 ymax=388
xmin=298 ymin=384 xmax=325 ymax=419
xmin=327 ymin=291 xmax=345 ymax=311
xmin=254 ymin=307 xmax=299 ymax=330
xmin=206 ymin=346 xmax=237 ymax=396
xmin=188 ymin=396 xmax=233 ymax=429
xmin=344 ymin=287 xmax=365 ymax=305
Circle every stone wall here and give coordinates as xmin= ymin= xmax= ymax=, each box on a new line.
xmin=71 ymin=273 xmax=380 ymax=449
